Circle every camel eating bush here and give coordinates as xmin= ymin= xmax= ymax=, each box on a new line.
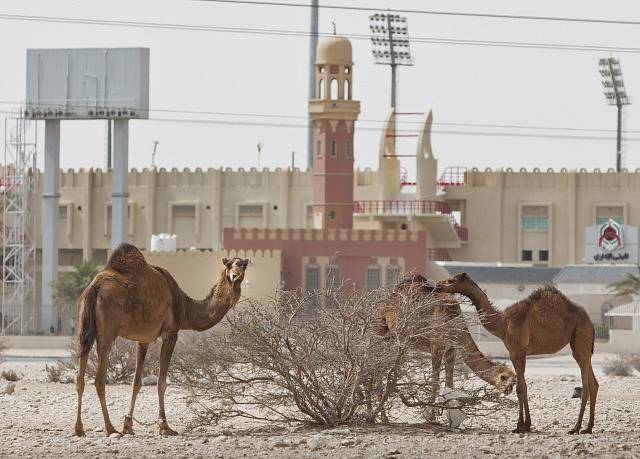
xmin=172 ymin=286 xmax=514 ymax=428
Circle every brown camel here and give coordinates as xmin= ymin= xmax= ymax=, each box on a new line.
xmin=74 ymin=243 xmax=248 ymax=437
xmin=374 ymin=273 xmax=516 ymax=398
xmin=435 ymin=273 xmax=598 ymax=434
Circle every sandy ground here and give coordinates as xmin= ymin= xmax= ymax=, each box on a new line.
xmin=0 ymin=353 xmax=639 ymax=458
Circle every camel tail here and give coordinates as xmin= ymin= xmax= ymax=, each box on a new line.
xmin=78 ymin=284 xmax=98 ymax=358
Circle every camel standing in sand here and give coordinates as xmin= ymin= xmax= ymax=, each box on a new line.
xmin=435 ymin=273 xmax=598 ymax=434
xmin=374 ymin=274 xmax=516 ymax=397
xmin=74 ymin=243 xmax=249 ymax=437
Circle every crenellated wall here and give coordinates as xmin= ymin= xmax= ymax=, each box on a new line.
xmin=445 ymin=168 xmax=640 ymax=266
xmin=223 ymin=227 xmax=427 ymax=290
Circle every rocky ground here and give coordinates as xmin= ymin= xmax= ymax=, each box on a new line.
xmin=0 ymin=354 xmax=639 ymax=458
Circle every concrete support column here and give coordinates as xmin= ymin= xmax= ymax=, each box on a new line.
xmin=111 ymin=119 xmax=129 ymax=248
xmin=42 ymin=119 xmax=60 ymax=332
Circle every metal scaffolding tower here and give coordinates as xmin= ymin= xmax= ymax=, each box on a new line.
xmin=2 ymin=115 xmax=37 ymax=334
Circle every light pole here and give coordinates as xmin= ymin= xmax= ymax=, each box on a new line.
xmin=599 ymin=57 xmax=632 ymax=172
xmin=257 ymin=141 xmax=263 ymax=169
xmin=369 ymin=13 xmax=414 ymax=110
xmin=151 ymin=140 xmax=159 ymax=168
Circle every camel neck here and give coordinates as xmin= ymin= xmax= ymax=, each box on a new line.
xmin=466 ymin=287 xmax=507 ymax=340
xmin=180 ymin=271 xmax=241 ymax=331
xmin=458 ymin=326 xmax=503 ymax=385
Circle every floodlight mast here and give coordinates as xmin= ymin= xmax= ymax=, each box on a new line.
xmin=369 ymin=13 xmax=414 ymax=110
xmin=599 ymin=57 xmax=632 ymax=172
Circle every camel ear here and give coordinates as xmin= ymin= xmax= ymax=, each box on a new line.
xmin=243 ymin=258 xmax=250 ymax=268
xmin=222 ymin=257 xmax=230 ymax=266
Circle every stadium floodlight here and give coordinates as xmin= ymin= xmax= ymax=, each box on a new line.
xmin=369 ymin=12 xmax=414 ymax=109
xmin=599 ymin=57 xmax=632 ymax=172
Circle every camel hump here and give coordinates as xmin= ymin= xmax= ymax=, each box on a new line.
xmin=105 ymin=243 xmax=147 ymax=274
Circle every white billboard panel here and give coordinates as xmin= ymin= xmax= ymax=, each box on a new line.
xmin=25 ymin=48 xmax=149 ymax=120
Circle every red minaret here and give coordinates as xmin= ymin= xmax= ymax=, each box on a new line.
xmin=309 ymin=36 xmax=360 ymax=229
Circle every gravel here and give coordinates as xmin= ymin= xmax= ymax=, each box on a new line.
xmin=0 ymin=357 xmax=639 ymax=458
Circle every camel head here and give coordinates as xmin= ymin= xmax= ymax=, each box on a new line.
xmin=433 ymin=272 xmax=478 ymax=296
xmin=222 ymin=257 xmax=249 ymax=284
xmin=487 ymin=364 xmax=516 ymax=395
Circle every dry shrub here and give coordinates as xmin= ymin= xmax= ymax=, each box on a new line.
xmin=602 ymin=354 xmax=632 ymax=377
xmin=626 ymin=354 xmax=640 ymax=373
xmin=45 ymin=363 xmax=65 ymax=383
xmin=1 ymin=369 xmax=19 ymax=382
xmin=64 ymin=338 xmax=161 ymax=384
xmin=171 ymin=285 xmax=513 ymax=428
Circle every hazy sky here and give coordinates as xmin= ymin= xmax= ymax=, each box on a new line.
xmin=1 ymin=0 xmax=639 ymax=183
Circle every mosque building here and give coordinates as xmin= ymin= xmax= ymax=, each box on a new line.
xmin=9 ymin=35 xmax=640 ymax=343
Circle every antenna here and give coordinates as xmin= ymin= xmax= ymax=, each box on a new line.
xmin=151 ymin=140 xmax=159 ymax=168
xmin=599 ymin=57 xmax=632 ymax=172
xmin=257 ymin=141 xmax=264 ymax=169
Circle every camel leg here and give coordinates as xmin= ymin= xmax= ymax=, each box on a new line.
xmin=582 ymin=365 xmax=598 ymax=434
xmin=158 ymin=332 xmax=178 ymax=436
xmin=510 ymin=351 xmax=531 ymax=433
xmin=95 ymin=338 xmax=118 ymax=436
xmin=428 ymin=346 xmax=443 ymax=420
xmin=122 ymin=342 xmax=149 ymax=435
xmin=444 ymin=347 xmax=456 ymax=389
xmin=74 ymin=352 xmax=90 ymax=436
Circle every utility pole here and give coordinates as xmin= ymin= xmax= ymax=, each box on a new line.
xmin=599 ymin=57 xmax=632 ymax=172
xmin=291 ymin=150 xmax=296 ymax=170
xmin=307 ymin=0 xmax=319 ymax=169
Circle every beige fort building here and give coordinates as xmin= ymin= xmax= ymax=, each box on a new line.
xmin=3 ymin=36 xmax=640 ymax=351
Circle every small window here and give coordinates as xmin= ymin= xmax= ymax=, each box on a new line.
xmin=238 ymin=205 xmax=263 ymax=217
xmin=596 ymin=206 xmax=624 ymax=225
xmin=319 ymin=65 xmax=325 ymax=74
xmin=173 ymin=204 xmax=196 ymax=218
xmin=539 ymin=250 xmax=549 ymax=262
xmin=306 ymin=264 xmax=320 ymax=292
xmin=522 ymin=216 xmax=549 ymax=231
xmin=317 ymin=140 xmax=323 ymax=159
xmin=328 ymin=210 xmax=336 ymax=220
xmin=331 ymin=140 xmax=337 ymax=158
xmin=366 ymin=265 xmax=381 ymax=291
xmin=318 ymin=79 xmax=324 ymax=99
xmin=58 ymin=205 xmax=68 ymax=219
xmin=344 ymin=79 xmax=351 ymax=100
xmin=386 ymin=265 xmax=401 ymax=288
xmin=345 ymin=141 xmax=352 ymax=159
xmin=344 ymin=66 xmax=350 ymax=74
xmin=521 ymin=250 xmax=533 ymax=261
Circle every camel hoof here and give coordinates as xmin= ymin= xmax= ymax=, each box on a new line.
xmin=159 ymin=422 xmax=179 ymax=436
xmin=122 ymin=417 xmax=135 ymax=435
xmin=74 ymin=428 xmax=86 ymax=437
xmin=512 ymin=425 xmax=531 ymax=434
xmin=580 ymin=428 xmax=593 ymax=434
xmin=568 ymin=428 xmax=579 ymax=435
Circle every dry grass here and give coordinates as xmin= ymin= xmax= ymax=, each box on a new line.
xmin=626 ymin=354 xmax=640 ymax=373
xmin=171 ymin=285 xmax=513 ymax=428
xmin=0 ymin=337 xmax=6 ymax=362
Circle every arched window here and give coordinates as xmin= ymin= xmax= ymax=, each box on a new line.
xmin=330 ymin=78 xmax=338 ymax=100
xmin=344 ymin=79 xmax=351 ymax=100
xmin=386 ymin=264 xmax=401 ymax=289
xmin=331 ymin=140 xmax=337 ymax=158
xmin=366 ymin=264 xmax=381 ymax=291
xmin=318 ymin=79 xmax=324 ymax=99
xmin=345 ymin=141 xmax=352 ymax=159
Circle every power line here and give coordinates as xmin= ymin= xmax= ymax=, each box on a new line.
xmin=197 ymin=0 xmax=640 ymax=27
xmin=1 ymin=109 xmax=637 ymax=142
xmin=1 ymin=13 xmax=640 ymax=54
xmin=2 ymin=99 xmax=640 ymax=134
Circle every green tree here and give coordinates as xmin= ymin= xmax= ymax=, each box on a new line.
xmin=51 ymin=260 xmax=100 ymax=313
xmin=607 ymin=273 xmax=640 ymax=297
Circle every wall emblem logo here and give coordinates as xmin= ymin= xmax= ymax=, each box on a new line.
xmin=598 ymin=218 xmax=623 ymax=252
